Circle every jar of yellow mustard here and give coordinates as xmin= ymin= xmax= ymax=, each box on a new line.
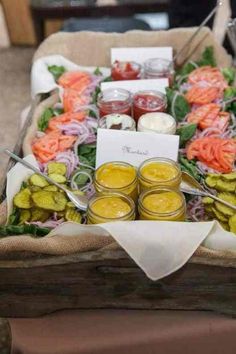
xmin=138 ymin=157 xmax=181 ymax=191
xmin=94 ymin=161 xmax=138 ymax=201
xmin=87 ymin=193 xmax=136 ymax=224
xmin=138 ymin=188 xmax=186 ymax=221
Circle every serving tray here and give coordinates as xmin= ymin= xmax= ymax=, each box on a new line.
xmin=1 ymin=29 xmax=236 ymax=318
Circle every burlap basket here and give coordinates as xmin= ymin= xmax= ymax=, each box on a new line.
xmin=0 ymin=27 xmax=235 ymax=263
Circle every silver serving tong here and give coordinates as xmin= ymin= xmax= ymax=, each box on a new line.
xmin=173 ymin=1 xmax=222 ymax=65
xmin=4 ymin=149 xmax=88 ymax=211
xmin=181 ymin=171 xmax=236 ymax=211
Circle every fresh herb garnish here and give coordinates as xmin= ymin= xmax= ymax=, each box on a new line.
xmin=176 ymin=124 xmax=197 ymax=148
xmin=0 ymin=224 xmax=50 ymax=237
xmin=196 ymin=46 xmax=216 ymax=67
xmin=93 ymin=67 xmax=103 ymax=76
xmin=48 ymin=65 xmax=66 ymax=81
xmin=78 ymin=144 xmax=96 ymax=168
xmin=221 ymin=67 xmax=236 ymax=85
xmin=223 ymin=87 xmax=236 ymax=114
xmin=8 ymin=207 xmax=20 ymax=225
xmin=179 ymin=155 xmax=201 ymax=182
xmin=38 ymin=108 xmax=54 ymax=132
xmin=166 ymin=87 xmax=190 ymax=121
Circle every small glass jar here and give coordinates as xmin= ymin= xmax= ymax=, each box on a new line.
xmin=138 ymin=157 xmax=182 ymax=192
xmin=97 ymin=88 xmax=132 ymax=118
xmin=133 ymin=90 xmax=167 ymax=122
xmin=87 ymin=192 xmax=136 ymax=224
xmin=143 ymin=58 xmax=174 ymax=86
xmin=137 ymin=112 xmax=176 ymax=135
xmin=111 ymin=60 xmax=142 ymax=81
xmin=94 ymin=161 xmax=138 ymax=201
xmin=138 ymin=187 xmax=186 ymax=221
xmin=98 ymin=113 xmax=136 ymax=131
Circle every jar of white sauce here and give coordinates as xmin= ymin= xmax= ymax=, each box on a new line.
xmin=137 ymin=112 xmax=176 ymax=135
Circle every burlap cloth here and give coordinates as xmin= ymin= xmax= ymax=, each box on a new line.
xmin=0 ymin=27 xmax=236 ymax=267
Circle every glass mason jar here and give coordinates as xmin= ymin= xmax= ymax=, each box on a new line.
xmin=143 ymin=58 xmax=174 ymax=86
xmin=138 ymin=187 xmax=186 ymax=221
xmin=138 ymin=157 xmax=182 ymax=192
xmin=87 ymin=192 xmax=136 ymax=224
xmin=94 ymin=161 xmax=138 ymax=202
xmin=133 ymin=90 xmax=167 ymax=122
xmin=111 ymin=60 xmax=142 ymax=81
xmin=97 ymin=88 xmax=132 ymax=118
xmin=98 ymin=113 xmax=136 ymax=131
xmin=137 ymin=112 xmax=176 ymax=135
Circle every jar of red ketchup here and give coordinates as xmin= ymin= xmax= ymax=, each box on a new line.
xmin=111 ymin=60 xmax=142 ymax=81
xmin=143 ymin=58 xmax=174 ymax=86
xmin=97 ymin=88 xmax=132 ymax=118
xmin=133 ymin=90 xmax=167 ymax=122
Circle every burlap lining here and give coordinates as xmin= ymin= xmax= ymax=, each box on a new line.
xmin=0 ymin=28 xmax=235 ymax=266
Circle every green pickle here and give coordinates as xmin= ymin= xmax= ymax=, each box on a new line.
xmin=19 ymin=210 xmax=31 ymax=224
xmin=65 ymin=208 xmax=82 ymax=223
xmin=30 ymin=174 xmax=49 ymax=187
xmin=31 ymin=208 xmax=50 ymax=222
xmin=44 ymin=185 xmax=58 ymax=192
xmin=47 ymin=162 xmax=67 ymax=176
xmin=205 ymin=175 xmax=219 ymax=188
xmin=48 ymin=173 xmax=67 ymax=184
xmin=229 ymin=215 xmax=236 ymax=233
xmin=14 ymin=188 xmax=32 ymax=209
xmin=31 ymin=191 xmax=67 ymax=211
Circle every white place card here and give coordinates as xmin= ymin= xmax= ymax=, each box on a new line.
xmin=111 ymin=47 xmax=173 ymax=64
xmin=96 ymin=129 xmax=179 ymax=168
xmin=101 ymin=78 xmax=169 ymax=94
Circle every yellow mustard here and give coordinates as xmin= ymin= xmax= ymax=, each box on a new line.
xmin=87 ymin=193 xmax=135 ymax=224
xmin=138 ymin=188 xmax=186 ymax=221
xmin=94 ymin=162 xmax=138 ymax=201
xmin=138 ymin=158 xmax=181 ymax=191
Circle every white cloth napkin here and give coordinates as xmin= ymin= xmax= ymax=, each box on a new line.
xmin=31 ymin=55 xmax=110 ymax=98
xmin=7 ymin=155 xmax=236 ymax=280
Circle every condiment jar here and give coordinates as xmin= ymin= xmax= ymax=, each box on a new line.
xmin=137 ymin=112 xmax=176 ymax=135
xmin=97 ymin=88 xmax=132 ymax=118
xmin=143 ymin=58 xmax=174 ymax=85
xmin=87 ymin=192 xmax=135 ymax=224
xmin=98 ymin=113 xmax=136 ymax=131
xmin=138 ymin=157 xmax=182 ymax=191
xmin=94 ymin=161 xmax=138 ymax=201
xmin=138 ymin=187 xmax=186 ymax=221
xmin=111 ymin=60 xmax=142 ymax=81
xmin=133 ymin=90 xmax=167 ymax=122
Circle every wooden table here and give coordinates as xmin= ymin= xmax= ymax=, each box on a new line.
xmin=30 ymin=0 xmax=170 ymax=44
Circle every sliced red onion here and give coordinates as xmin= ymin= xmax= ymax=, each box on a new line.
xmin=70 ymin=170 xmax=93 ymax=191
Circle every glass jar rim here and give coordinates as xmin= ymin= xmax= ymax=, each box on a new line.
xmin=144 ymin=57 xmax=174 ymax=71
xmin=138 ymin=187 xmax=186 ymax=217
xmin=133 ymin=90 xmax=167 ymax=108
xmin=112 ymin=60 xmax=142 ymax=70
xmin=88 ymin=192 xmax=135 ymax=221
xmin=138 ymin=157 xmax=181 ymax=184
xmin=95 ymin=161 xmax=138 ymax=190
xmin=98 ymin=113 xmax=136 ymax=129
xmin=97 ymin=88 xmax=132 ymax=104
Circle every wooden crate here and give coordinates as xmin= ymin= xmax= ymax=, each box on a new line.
xmin=0 ymin=95 xmax=236 ymax=318
xmin=0 ymin=249 xmax=236 ymax=318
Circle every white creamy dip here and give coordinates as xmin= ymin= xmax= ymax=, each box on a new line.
xmin=137 ymin=112 xmax=176 ymax=135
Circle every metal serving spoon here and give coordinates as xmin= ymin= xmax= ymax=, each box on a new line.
xmin=4 ymin=149 xmax=88 ymax=211
xmin=181 ymin=171 xmax=236 ymax=211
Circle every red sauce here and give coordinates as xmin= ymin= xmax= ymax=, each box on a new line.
xmin=99 ymin=100 xmax=132 ymax=117
xmin=111 ymin=61 xmax=141 ymax=81
xmin=133 ymin=91 xmax=167 ymax=122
